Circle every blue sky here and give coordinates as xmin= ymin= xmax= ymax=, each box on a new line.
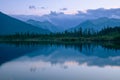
xmin=0 ymin=0 xmax=120 ymax=15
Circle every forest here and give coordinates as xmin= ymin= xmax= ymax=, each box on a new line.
xmin=0 ymin=26 xmax=120 ymax=43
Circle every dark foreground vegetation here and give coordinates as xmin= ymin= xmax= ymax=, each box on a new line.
xmin=0 ymin=26 xmax=120 ymax=43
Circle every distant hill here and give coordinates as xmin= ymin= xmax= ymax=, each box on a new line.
xmin=68 ymin=17 xmax=120 ymax=32
xmin=26 ymin=19 xmax=61 ymax=32
xmin=0 ymin=12 xmax=50 ymax=35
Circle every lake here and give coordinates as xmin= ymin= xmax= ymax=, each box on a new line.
xmin=0 ymin=42 xmax=120 ymax=80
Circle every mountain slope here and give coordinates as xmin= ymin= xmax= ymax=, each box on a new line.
xmin=69 ymin=17 xmax=120 ymax=32
xmin=26 ymin=19 xmax=61 ymax=32
xmin=0 ymin=12 xmax=50 ymax=35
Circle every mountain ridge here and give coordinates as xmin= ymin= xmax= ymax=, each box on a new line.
xmin=68 ymin=17 xmax=120 ymax=32
xmin=26 ymin=19 xmax=61 ymax=32
xmin=0 ymin=12 xmax=50 ymax=35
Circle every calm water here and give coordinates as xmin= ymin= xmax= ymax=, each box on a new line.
xmin=0 ymin=42 xmax=120 ymax=80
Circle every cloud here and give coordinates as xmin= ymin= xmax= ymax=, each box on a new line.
xmin=29 ymin=5 xmax=36 ymax=9
xmin=40 ymin=7 xmax=46 ymax=9
xmin=76 ymin=8 xmax=120 ymax=18
xmin=60 ymin=8 xmax=68 ymax=11
xmin=49 ymin=11 xmax=64 ymax=16
xmin=29 ymin=6 xmax=46 ymax=10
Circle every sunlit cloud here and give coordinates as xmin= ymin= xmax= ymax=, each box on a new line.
xmin=64 ymin=10 xmax=78 ymax=14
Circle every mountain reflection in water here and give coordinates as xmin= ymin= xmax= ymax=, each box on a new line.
xmin=0 ymin=42 xmax=120 ymax=80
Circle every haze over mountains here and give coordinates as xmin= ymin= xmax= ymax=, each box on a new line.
xmin=0 ymin=8 xmax=120 ymax=35
xmin=0 ymin=12 xmax=50 ymax=35
xmin=26 ymin=19 xmax=61 ymax=32
xmin=69 ymin=17 xmax=120 ymax=32
xmin=11 ymin=8 xmax=120 ymax=31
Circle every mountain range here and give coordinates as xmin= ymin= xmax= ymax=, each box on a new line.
xmin=0 ymin=12 xmax=50 ymax=35
xmin=68 ymin=17 xmax=120 ymax=32
xmin=26 ymin=19 xmax=61 ymax=32
xmin=11 ymin=8 xmax=120 ymax=31
xmin=0 ymin=11 xmax=120 ymax=35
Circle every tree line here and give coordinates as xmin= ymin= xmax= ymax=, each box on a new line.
xmin=0 ymin=26 xmax=120 ymax=42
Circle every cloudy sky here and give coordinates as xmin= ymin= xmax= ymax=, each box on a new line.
xmin=0 ymin=0 xmax=120 ymax=15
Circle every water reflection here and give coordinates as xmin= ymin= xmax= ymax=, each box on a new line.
xmin=0 ymin=42 xmax=120 ymax=66
xmin=0 ymin=42 xmax=120 ymax=80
